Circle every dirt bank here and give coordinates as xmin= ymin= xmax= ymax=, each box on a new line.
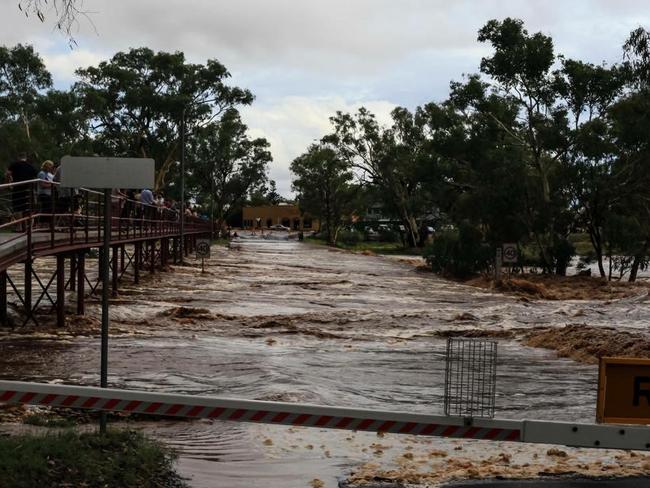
xmin=466 ymin=274 xmax=650 ymax=301
xmin=524 ymin=325 xmax=650 ymax=364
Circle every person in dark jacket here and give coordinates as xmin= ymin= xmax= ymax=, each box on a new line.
xmin=4 ymin=153 xmax=37 ymax=230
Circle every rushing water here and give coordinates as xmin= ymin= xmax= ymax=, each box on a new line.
xmin=1 ymin=236 xmax=648 ymax=487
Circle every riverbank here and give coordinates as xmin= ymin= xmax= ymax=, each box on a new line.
xmin=305 ymin=236 xmax=422 ymax=256
xmin=463 ymin=274 xmax=650 ymax=301
xmin=318 ymin=238 xmax=650 ymax=302
xmin=0 ymin=428 xmax=186 ymax=487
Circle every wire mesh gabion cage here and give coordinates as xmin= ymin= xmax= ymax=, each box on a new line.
xmin=444 ymin=337 xmax=498 ymax=418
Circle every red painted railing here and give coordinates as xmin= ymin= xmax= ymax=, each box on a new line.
xmin=0 ymin=179 xmax=209 ymax=270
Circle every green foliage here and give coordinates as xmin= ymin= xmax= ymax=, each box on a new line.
xmin=0 ymin=429 xmax=187 ymax=488
xmin=188 ymin=108 xmax=271 ymax=226
xmin=299 ymin=18 xmax=650 ymax=280
xmin=74 ymin=47 xmax=254 ymax=192
xmin=423 ymin=224 xmax=492 ymax=278
xmin=23 ymin=413 xmax=75 ymax=428
xmin=325 ymin=106 xmax=437 ymax=247
xmin=0 ymin=43 xmax=267 ymax=220
xmin=339 ymin=230 xmax=362 ymax=245
xmin=378 ymin=228 xmax=400 ymax=243
xmin=0 ymin=43 xmax=53 ymax=162
xmin=291 ymin=144 xmax=358 ymax=245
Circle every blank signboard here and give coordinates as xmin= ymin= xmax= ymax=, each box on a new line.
xmin=59 ymin=156 xmax=155 ymax=189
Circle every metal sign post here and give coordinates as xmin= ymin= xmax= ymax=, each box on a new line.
xmin=495 ymin=247 xmax=502 ymax=282
xmin=60 ymin=156 xmax=154 ymax=434
xmin=99 ymin=189 xmax=111 ymax=433
xmin=196 ymin=238 xmax=210 ymax=273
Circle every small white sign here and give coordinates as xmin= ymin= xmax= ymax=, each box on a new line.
xmin=60 ymin=156 xmax=155 ymax=189
xmin=196 ymin=239 xmax=211 ymax=259
xmin=502 ymin=243 xmax=518 ymax=263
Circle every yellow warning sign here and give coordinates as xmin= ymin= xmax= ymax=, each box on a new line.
xmin=597 ymin=357 xmax=650 ymax=425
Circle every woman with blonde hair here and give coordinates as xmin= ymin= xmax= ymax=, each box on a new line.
xmin=37 ymin=160 xmax=55 ymax=223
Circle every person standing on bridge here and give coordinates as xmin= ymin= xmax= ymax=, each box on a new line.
xmin=4 ymin=152 xmax=37 ymax=231
xmin=140 ymin=188 xmax=155 ymax=225
xmin=37 ymin=160 xmax=55 ymax=224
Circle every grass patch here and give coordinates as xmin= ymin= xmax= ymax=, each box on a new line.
xmin=306 ymin=237 xmax=421 ymax=255
xmin=211 ymin=238 xmax=230 ymax=247
xmin=23 ymin=413 xmax=76 ymax=428
xmin=0 ymin=429 xmax=187 ymax=488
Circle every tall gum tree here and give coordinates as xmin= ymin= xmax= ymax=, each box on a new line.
xmin=75 ymin=48 xmax=253 ymax=192
xmin=478 ymin=18 xmax=573 ymax=274
xmin=555 ymin=60 xmax=625 ymax=278
xmin=188 ymin=108 xmax=272 ymax=232
xmin=326 ymin=107 xmax=434 ymax=247
xmin=0 ymin=44 xmax=52 ymax=148
xmin=291 ymin=144 xmax=356 ymax=246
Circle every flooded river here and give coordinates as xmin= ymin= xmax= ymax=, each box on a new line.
xmin=2 ymin=236 xmax=650 ymax=487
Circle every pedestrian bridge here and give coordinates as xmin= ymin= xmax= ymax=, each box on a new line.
xmin=0 ymin=179 xmax=210 ymax=327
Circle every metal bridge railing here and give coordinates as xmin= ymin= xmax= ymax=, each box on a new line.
xmin=0 ymin=179 xmax=209 ymax=270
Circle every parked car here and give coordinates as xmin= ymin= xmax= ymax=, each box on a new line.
xmin=270 ymin=224 xmax=290 ymax=231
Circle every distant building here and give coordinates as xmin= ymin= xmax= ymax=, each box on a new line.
xmin=242 ymin=204 xmax=319 ymax=231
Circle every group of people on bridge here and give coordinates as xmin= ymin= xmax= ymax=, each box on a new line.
xmin=2 ymin=153 xmax=202 ymax=231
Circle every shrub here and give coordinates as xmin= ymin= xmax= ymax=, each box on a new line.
xmin=423 ymin=224 xmax=492 ymax=278
xmin=339 ymin=230 xmax=362 ymax=245
xmin=378 ymin=228 xmax=399 ymax=243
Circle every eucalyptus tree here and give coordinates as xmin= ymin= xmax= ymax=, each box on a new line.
xmin=478 ymin=18 xmax=574 ymax=273
xmin=555 ymin=60 xmax=625 ymax=277
xmin=325 ymin=106 xmax=436 ymax=247
xmin=0 ymin=44 xmax=52 ymax=146
xmin=75 ymin=48 xmax=254 ymax=192
xmin=437 ymin=75 xmax=530 ymax=247
xmin=291 ymin=144 xmax=356 ymax=245
xmin=189 ymin=109 xmax=271 ymax=231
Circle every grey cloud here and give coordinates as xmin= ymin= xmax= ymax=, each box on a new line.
xmin=1 ymin=0 xmax=649 ymax=196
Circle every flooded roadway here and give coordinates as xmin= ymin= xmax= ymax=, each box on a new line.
xmin=2 ymin=236 xmax=650 ymax=487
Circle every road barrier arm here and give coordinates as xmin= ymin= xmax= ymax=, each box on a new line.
xmin=1 ymin=381 xmax=649 ymax=451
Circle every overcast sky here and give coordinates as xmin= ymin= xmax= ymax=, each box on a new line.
xmin=1 ymin=1 xmax=648 ymax=195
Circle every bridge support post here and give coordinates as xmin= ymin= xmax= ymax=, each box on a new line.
xmin=70 ymin=254 xmax=76 ymax=292
xmin=134 ymin=242 xmax=141 ymax=284
xmin=172 ymin=237 xmax=178 ymax=264
xmin=77 ymin=251 xmax=85 ymax=315
xmin=24 ymin=260 xmax=32 ymax=320
xmin=159 ymin=239 xmax=164 ymax=269
xmin=120 ymin=245 xmax=125 ymax=273
xmin=112 ymin=245 xmax=118 ymax=297
xmin=149 ymin=241 xmax=155 ymax=274
xmin=0 ymin=270 xmax=7 ymax=326
xmin=56 ymin=254 xmax=65 ymax=327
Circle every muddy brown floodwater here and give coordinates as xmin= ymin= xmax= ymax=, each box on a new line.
xmin=2 ymin=235 xmax=650 ymax=487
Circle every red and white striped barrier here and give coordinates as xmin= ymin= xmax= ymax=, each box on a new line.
xmin=1 ymin=380 xmax=649 ymax=451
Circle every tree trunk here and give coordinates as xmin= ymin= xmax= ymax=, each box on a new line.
xmin=154 ymin=141 xmax=180 ymax=191
xmin=325 ymin=197 xmax=334 ymax=245
xmin=629 ymin=239 xmax=649 ymax=282
xmin=21 ymin=110 xmax=31 ymax=142
xmin=587 ymin=227 xmax=606 ymax=278
xmin=607 ymin=252 xmax=613 ymax=281
xmin=395 ymin=196 xmax=418 ymax=248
